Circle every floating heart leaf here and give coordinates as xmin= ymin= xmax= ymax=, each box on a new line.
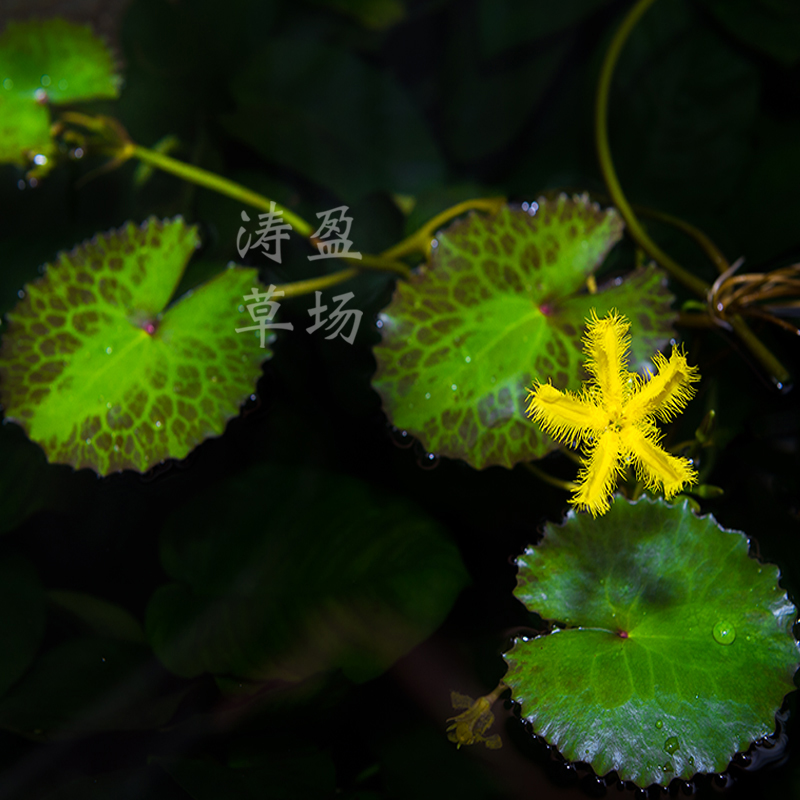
xmin=0 ymin=218 xmax=269 ymax=475
xmin=0 ymin=18 xmax=121 ymax=170
xmin=146 ymin=462 xmax=469 ymax=684
xmin=372 ymin=196 xmax=676 ymax=469
xmin=504 ymin=497 xmax=799 ymax=788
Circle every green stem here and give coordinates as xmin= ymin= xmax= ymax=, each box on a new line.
xmin=523 ymin=462 xmax=577 ymax=493
xmin=130 ymin=144 xmax=314 ymax=237
xmin=595 ymin=0 xmax=708 ymax=298
xmin=274 ymin=267 xmax=360 ymax=299
xmin=381 ymin=197 xmax=506 ymax=260
xmin=635 ymin=206 xmax=730 ymax=275
xmin=595 ymin=0 xmax=791 ymax=388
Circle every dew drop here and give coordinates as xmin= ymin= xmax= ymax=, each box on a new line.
xmin=105 ymin=346 xmax=112 ymax=354
xmin=713 ymin=621 xmax=736 ymax=645
xmin=85 ymin=438 xmax=91 ymax=444
xmin=425 ymin=392 xmax=431 ymax=399
xmin=73 ymin=146 xmax=84 ymax=159
xmin=113 ymin=445 xmax=119 ymax=452
xmin=451 ymin=384 xmax=457 ymax=391
xmin=106 ymin=402 xmax=112 ymax=409
xmin=250 ymin=394 xmax=256 ymax=401
xmin=33 ymin=154 xmax=47 ymax=166
xmin=664 ymin=736 xmax=680 ymax=755
xmin=417 ymin=451 xmax=440 ymax=470
xmin=17 ymin=289 xmax=24 ymax=298
xmin=238 ymin=304 xmax=245 ymax=313
xmin=655 ymin=719 xmax=663 ymax=730
xmin=34 ymin=87 xmax=47 ymax=102
xmin=155 ymin=421 xmax=162 ymax=428
xmin=430 ymin=238 xmax=438 ymax=249
xmin=375 ymin=318 xmax=384 ymax=329
xmin=389 ymin=426 xmax=413 ymax=449
xmin=465 ymin=356 xmax=471 ymax=363
xmin=40 ymin=74 xmax=51 ymax=87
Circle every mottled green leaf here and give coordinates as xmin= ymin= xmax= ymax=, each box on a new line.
xmin=504 ymin=497 xmax=799 ymax=788
xmin=0 ymin=18 xmax=121 ymax=169
xmin=146 ymin=463 xmax=469 ymax=683
xmin=372 ymin=197 xmax=676 ymax=469
xmin=0 ymin=218 xmax=268 ymax=475
xmin=0 ymin=557 xmax=45 ymax=699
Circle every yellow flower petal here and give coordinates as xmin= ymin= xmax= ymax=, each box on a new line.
xmin=526 ymin=383 xmax=606 ymax=446
xmin=571 ymin=429 xmax=623 ymax=516
xmin=620 ymin=424 xmax=697 ymax=498
xmin=582 ymin=309 xmax=631 ymax=411
xmin=625 ymin=346 xmax=700 ymax=423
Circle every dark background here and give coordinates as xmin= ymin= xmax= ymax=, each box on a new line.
xmin=1 ymin=0 xmax=799 ymax=797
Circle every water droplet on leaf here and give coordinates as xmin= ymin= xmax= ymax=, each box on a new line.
xmin=664 ymin=736 xmax=680 ymax=754
xmin=713 ymin=621 xmax=736 ymax=645
xmin=655 ymin=719 xmax=663 ymax=730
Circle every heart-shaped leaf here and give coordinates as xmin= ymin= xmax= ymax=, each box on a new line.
xmin=146 ymin=462 xmax=469 ymax=684
xmin=0 ymin=557 xmax=46 ymax=699
xmin=504 ymin=497 xmax=799 ymax=788
xmin=0 ymin=18 xmax=121 ymax=169
xmin=0 ymin=218 xmax=269 ymax=474
xmin=372 ymin=196 xmax=676 ymax=469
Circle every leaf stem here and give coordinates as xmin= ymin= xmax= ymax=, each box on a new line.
xmin=129 ymin=144 xmax=315 ymax=236
xmin=523 ymin=462 xmax=578 ymax=493
xmin=595 ymin=0 xmax=708 ymax=298
xmin=595 ymin=0 xmax=791 ymax=388
xmin=381 ymin=197 xmax=506 ymax=260
xmin=274 ymin=267 xmax=361 ymax=298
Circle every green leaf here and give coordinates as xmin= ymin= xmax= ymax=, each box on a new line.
xmin=48 ymin=590 xmax=146 ymax=644
xmin=0 ymin=218 xmax=269 ymax=475
xmin=0 ymin=18 xmax=121 ymax=169
xmin=0 ymin=422 xmax=54 ymax=533
xmin=145 ymin=463 xmax=469 ymax=683
xmin=302 ymin=0 xmax=406 ymax=30
xmin=504 ymin=497 xmax=799 ymax=788
xmin=0 ymin=557 xmax=46 ymax=699
xmin=477 ymin=0 xmax=616 ymax=57
xmin=372 ymin=197 xmax=676 ymax=469
xmin=220 ymin=36 xmax=444 ymax=202
xmin=0 ymin=637 xmax=189 ymax=738
xmin=42 ymin=766 xmax=186 ymax=800
xmin=698 ymin=0 xmax=800 ymax=66
xmin=157 ymin=749 xmax=336 ymax=800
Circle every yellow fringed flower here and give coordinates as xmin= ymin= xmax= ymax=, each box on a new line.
xmin=526 ymin=310 xmax=700 ymax=516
